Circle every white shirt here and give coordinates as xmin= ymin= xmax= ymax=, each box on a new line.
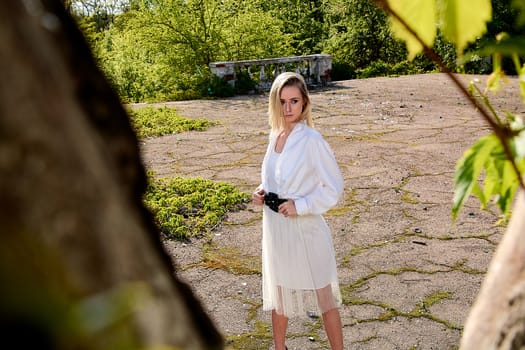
xmin=265 ymin=150 xmax=280 ymax=194
xmin=260 ymin=123 xmax=344 ymax=216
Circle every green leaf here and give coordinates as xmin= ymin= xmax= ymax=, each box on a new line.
xmin=513 ymin=0 xmax=525 ymax=26
xmin=452 ymin=134 xmax=498 ymax=220
xmin=498 ymin=160 xmax=519 ymax=213
xmin=470 ymin=181 xmax=487 ymax=209
xmin=439 ymin=0 xmax=492 ymax=56
xmin=513 ymin=127 xmax=525 ymax=159
xmin=453 ymin=126 xmax=525 ymax=220
xmin=458 ymin=36 xmax=525 ymax=102
xmin=387 ymin=0 xmax=436 ymax=60
xmin=463 ymin=36 xmax=525 ymax=59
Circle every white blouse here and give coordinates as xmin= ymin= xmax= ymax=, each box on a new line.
xmin=260 ymin=123 xmax=344 ymax=216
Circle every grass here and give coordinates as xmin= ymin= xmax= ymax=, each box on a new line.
xmin=144 ymin=174 xmax=251 ymax=240
xmin=128 ymin=106 xmax=218 ymax=138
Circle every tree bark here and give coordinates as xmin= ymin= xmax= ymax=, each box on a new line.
xmin=0 ymin=0 xmax=222 ymax=349
xmin=461 ymin=190 xmax=525 ymax=349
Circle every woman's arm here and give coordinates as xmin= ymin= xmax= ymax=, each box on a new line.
xmin=294 ymin=137 xmax=344 ymax=215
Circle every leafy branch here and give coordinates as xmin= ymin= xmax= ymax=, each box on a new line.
xmin=372 ymin=0 xmax=525 ymax=220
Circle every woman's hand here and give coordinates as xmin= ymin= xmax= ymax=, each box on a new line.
xmin=279 ymin=199 xmax=297 ymax=217
xmin=252 ymin=188 xmax=265 ymax=206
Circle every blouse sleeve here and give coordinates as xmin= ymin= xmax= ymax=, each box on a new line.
xmin=294 ymin=137 xmax=344 ymax=216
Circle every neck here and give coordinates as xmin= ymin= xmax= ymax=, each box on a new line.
xmin=283 ymin=122 xmax=298 ymax=135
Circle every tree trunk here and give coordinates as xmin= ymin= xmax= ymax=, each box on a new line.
xmin=0 ymin=1 xmax=222 ymax=349
xmin=461 ymin=190 xmax=525 ymax=349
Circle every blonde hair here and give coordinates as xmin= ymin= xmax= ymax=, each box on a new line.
xmin=268 ymin=72 xmax=313 ymax=132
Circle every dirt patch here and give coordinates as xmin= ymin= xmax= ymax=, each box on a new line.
xmin=141 ymin=73 xmax=524 ymax=349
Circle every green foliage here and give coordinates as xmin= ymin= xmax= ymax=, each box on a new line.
xmin=94 ymin=0 xmax=293 ymax=102
xmin=388 ymin=0 xmax=437 ymax=60
xmin=439 ymin=0 xmax=493 ymax=56
xmin=76 ymin=0 xmax=523 ymax=100
xmin=97 ymin=10 xmax=214 ymax=103
xmin=514 ymin=0 xmax=525 ymax=26
xmin=454 ymin=17 xmax=525 ymax=219
xmin=356 ymin=59 xmax=425 ymax=78
xmin=330 ymin=61 xmax=357 ymax=81
xmin=144 ymin=176 xmax=251 ymax=239
xmin=128 ymin=106 xmax=218 ymax=138
xmin=205 ymin=75 xmax=235 ymax=97
xmin=324 ymin=0 xmax=406 ymax=69
xmin=384 ymin=0 xmax=493 ymax=59
xmin=261 ymin=0 xmax=328 ymax=55
xmin=432 ymin=31 xmax=457 ymax=71
xmin=74 ymin=16 xmax=104 ymax=56
xmin=477 ymin=0 xmax=525 ymax=74
xmin=357 ymin=60 xmax=391 ymax=78
xmin=452 ymin=54 xmax=525 ymax=220
xmin=220 ymin=0 xmax=294 ymax=60
xmin=453 ymin=131 xmax=525 ymax=220
xmin=376 ymin=0 xmax=525 ymax=220
xmin=234 ymin=71 xmax=257 ymax=94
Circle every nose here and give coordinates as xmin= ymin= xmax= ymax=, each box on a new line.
xmin=284 ymin=102 xmax=291 ymax=111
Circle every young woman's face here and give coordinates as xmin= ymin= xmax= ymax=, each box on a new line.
xmin=280 ymin=85 xmax=304 ymax=126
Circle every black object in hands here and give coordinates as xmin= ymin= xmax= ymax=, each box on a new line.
xmin=264 ymin=192 xmax=287 ymax=213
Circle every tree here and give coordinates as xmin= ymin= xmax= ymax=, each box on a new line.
xmin=258 ymin=0 xmax=327 ymax=55
xmin=96 ymin=0 xmax=294 ymax=101
xmin=67 ymin=0 xmax=131 ymax=16
xmin=219 ymin=0 xmax=294 ymax=60
xmin=475 ymin=0 xmax=525 ymax=74
xmin=0 ymin=1 xmax=222 ymax=349
xmin=323 ymin=0 xmax=406 ymax=69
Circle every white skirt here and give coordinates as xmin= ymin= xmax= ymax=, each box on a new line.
xmin=261 ymin=206 xmax=342 ymax=318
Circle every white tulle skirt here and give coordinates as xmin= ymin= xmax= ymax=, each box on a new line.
xmin=261 ymin=206 xmax=342 ymax=318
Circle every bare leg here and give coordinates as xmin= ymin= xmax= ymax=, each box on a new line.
xmin=271 ymin=309 xmax=288 ymax=350
xmin=322 ymin=308 xmax=343 ymax=350
xmin=316 ymin=285 xmax=343 ymax=350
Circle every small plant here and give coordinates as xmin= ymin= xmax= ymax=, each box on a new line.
xmin=235 ymin=70 xmax=257 ymax=94
xmin=331 ymin=61 xmax=357 ymax=81
xmin=144 ymin=175 xmax=251 ymax=240
xmin=128 ymin=106 xmax=218 ymax=139
xmin=357 ymin=60 xmax=391 ymax=78
xmin=206 ymin=75 xmax=235 ymax=98
xmin=390 ymin=60 xmax=424 ymax=75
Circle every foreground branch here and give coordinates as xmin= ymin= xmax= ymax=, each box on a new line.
xmin=372 ymin=0 xmax=525 ymax=192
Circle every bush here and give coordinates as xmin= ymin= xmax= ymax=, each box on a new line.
xmin=331 ymin=61 xmax=356 ymax=81
xmin=144 ymin=176 xmax=251 ymax=240
xmin=463 ymin=54 xmax=493 ymax=74
xmin=355 ymin=59 xmax=427 ymax=79
xmin=357 ymin=60 xmax=391 ymax=78
xmin=128 ymin=106 xmax=218 ymax=139
xmin=235 ymin=70 xmax=257 ymax=94
xmin=205 ymin=75 xmax=235 ymax=98
xmin=390 ymin=60 xmax=424 ymax=75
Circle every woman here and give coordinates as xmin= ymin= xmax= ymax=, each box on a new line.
xmin=252 ymin=72 xmax=344 ymax=350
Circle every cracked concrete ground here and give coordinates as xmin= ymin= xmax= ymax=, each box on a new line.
xmin=140 ymin=73 xmax=525 ymax=349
